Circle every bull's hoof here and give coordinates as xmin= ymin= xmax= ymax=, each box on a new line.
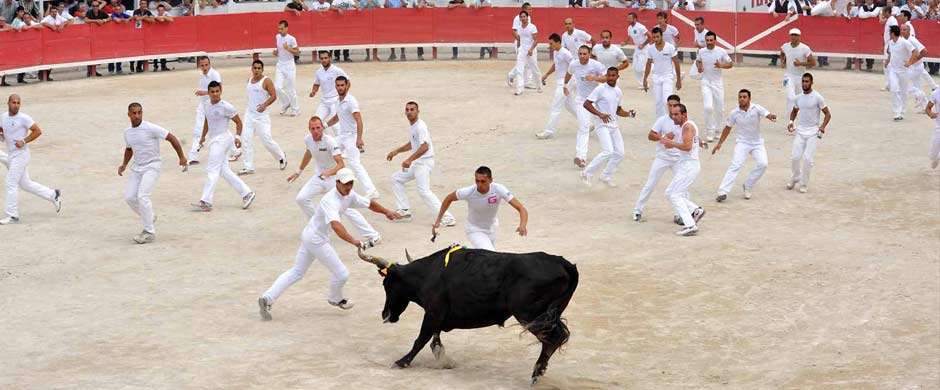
xmin=393 ymin=359 xmax=411 ymax=369
xmin=530 ymin=375 xmax=541 ymax=386
xmin=431 ymin=344 xmax=445 ymax=360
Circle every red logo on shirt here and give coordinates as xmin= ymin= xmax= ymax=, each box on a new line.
xmin=487 ymin=196 xmax=498 ymax=204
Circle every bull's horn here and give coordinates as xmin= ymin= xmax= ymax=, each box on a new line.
xmin=357 ymin=248 xmax=389 ymax=269
xmin=405 ymin=249 xmax=413 ymax=264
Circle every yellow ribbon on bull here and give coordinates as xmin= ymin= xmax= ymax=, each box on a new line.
xmin=444 ymin=245 xmax=463 ymax=267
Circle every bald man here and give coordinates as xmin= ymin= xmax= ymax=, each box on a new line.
xmin=0 ymin=94 xmax=62 ymax=225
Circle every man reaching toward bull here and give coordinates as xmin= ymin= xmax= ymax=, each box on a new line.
xmin=432 ymin=166 xmax=528 ymax=250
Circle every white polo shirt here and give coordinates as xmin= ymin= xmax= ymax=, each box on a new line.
xmin=780 ymin=42 xmax=813 ymax=77
xmin=306 ymin=188 xmax=371 ymax=245
xmin=314 ymin=64 xmax=348 ymax=102
xmin=651 ymin=115 xmax=681 ymax=162
xmin=409 ymin=119 xmax=435 ymax=162
xmin=794 ymin=90 xmax=827 ymax=135
xmin=304 ymin=134 xmax=342 ymax=174
xmin=567 ymin=58 xmax=606 ymax=99
xmin=336 ymin=94 xmax=360 ymax=137
xmin=275 ymin=33 xmax=298 ymax=67
xmin=562 ymin=28 xmax=592 ymax=55
xmin=627 ymin=22 xmax=649 ymax=48
xmin=909 ymin=36 xmax=926 ymax=68
xmin=202 ymin=99 xmax=237 ymax=141
xmin=456 ymin=183 xmax=514 ymax=233
xmin=726 ymin=103 xmax=770 ymax=145
xmin=696 ymin=46 xmax=731 ymax=82
xmin=1 ymin=112 xmax=35 ymax=156
xmin=40 ymin=14 xmax=68 ymax=26
xmin=644 ymin=42 xmax=678 ymax=77
xmin=553 ymin=47 xmax=574 ymax=82
xmin=586 ymin=83 xmax=623 ymax=128
xmin=657 ymin=24 xmax=680 ymax=46
xmin=591 ymin=43 xmax=627 ymax=69
xmin=887 ymin=37 xmax=914 ymax=71
xmin=124 ymin=121 xmax=170 ymax=171
xmin=693 ymin=28 xmax=709 ymax=48
xmin=198 ymin=68 xmax=222 ymax=104
xmin=517 ymin=23 xmax=538 ymax=52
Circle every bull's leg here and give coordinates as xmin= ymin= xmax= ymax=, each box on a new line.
xmin=531 ymin=339 xmax=559 ymax=384
xmin=530 ymin=320 xmax=569 ymax=385
xmin=431 ymin=333 xmax=444 ymax=361
xmin=395 ymin=313 xmax=438 ymax=368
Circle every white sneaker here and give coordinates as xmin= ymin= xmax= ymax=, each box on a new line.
xmin=52 ymin=189 xmax=62 ymax=213
xmin=394 ymin=209 xmax=413 ymax=222
xmin=242 ymin=192 xmax=256 ymax=209
xmin=716 ymin=194 xmax=727 ymax=202
xmin=706 ymin=135 xmax=716 ymax=143
xmin=632 ymin=211 xmax=641 ymax=222
xmin=743 ymin=185 xmax=752 ymax=200
xmin=535 ymin=131 xmax=554 ymax=140
xmin=133 ymin=230 xmax=155 ymax=244
xmin=676 ymin=225 xmax=699 ymax=236
xmin=258 ymin=296 xmax=272 ymax=321
xmin=893 ymin=116 xmax=903 ymax=121
xmin=513 ymin=91 xmax=522 ymax=96
xmin=798 ymin=186 xmax=808 ymax=193
xmin=278 ymin=158 xmax=288 ymax=170
xmin=692 ymin=207 xmax=706 ymax=223
xmin=786 ymin=180 xmax=798 ymax=190
xmin=328 ymin=299 xmax=355 ymax=310
xmin=441 ymin=216 xmax=457 ymax=227
xmin=580 ymin=170 xmax=592 ymax=187
xmin=191 ymin=200 xmax=212 ymax=212
xmin=237 ymin=168 xmax=255 ymax=176
xmin=0 ymin=216 xmax=20 ymax=225
xmin=599 ymin=177 xmax=617 ymax=188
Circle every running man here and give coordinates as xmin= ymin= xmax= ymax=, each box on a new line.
xmin=561 ymin=17 xmax=593 ymax=56
xmin=695 ymin=31 xmax=733 ymax=142
xmin=536 ymin=33 xmax=578 ymax=140
xmin=779 ymin=28 xmax=815 ymax=119
xmin=581 ymin=67 xmax=637 ymax=188
xmin=387 ymin=101 xmax=456 ymax=226
xmin=118 ymin=102 xmax=187 ymax=244
xmin=787 ymin=73 xmax=832 ymax=193
xmin=239 ymin=60 xmax=287 ymax=175
xmin=901 ymin=24 xmax=931 ymax=113
xmin=310 ymin=50 xmax=348 ymax=134
xmin=624 ymin=12 xmax=653 ymax=88
xmin=191 ymin=81 xmax=256 ymax=211
xmin=188 ymin=56 xmax=221 ymax=165
xmin=274 ymin=20 xmax=301 ymax=116
xmin=712 ymin=89 xmax=777 ymax=202
xmin=565 ymin=45 xmax=607 ymax=168
xmin=326 ymin=76 xmax=379 ymax=199
xmin=643 ymin=27 xmax=682 ymax=118
xmin=258 ymin=167 xmax=401 ymax=321
xmin=508 ymin=11 xmax=540 ymax=96
xmin=660 ymin=103 xmax=705 ymax=236
xmin=926 ymin=88 xmax=940 ymax=169
xmin=633 ymin=94 xmax=682 ymax=223
xmin=432 ymin=166 xmax=528 ymax=250
xmin=886 ymin=25 xmax=918 ymax=121
xmin=0 ymin=94 xmax=61 ymax=225
xmin=591 ymin=30 xmax=630 ymax=71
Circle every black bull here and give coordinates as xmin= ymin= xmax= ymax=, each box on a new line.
xmin=358 ymin=245 xmax=579 ymax=384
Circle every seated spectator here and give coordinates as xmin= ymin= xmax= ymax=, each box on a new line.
xmin=385 ymin=0 xmax=407 ymax=61
xmin=589 ymin=0 xmax=611 ymax=7
xmin=901 ymin=0 xmax=927 ymax=18
xmin=311 ymin=0 xmax=331 ymax=11
xmin=630 ymin=0 xmax=657 ymax=9
xmin=360 ymin=0 xmax=383 ymax=62
xmin=1 ymin=0 xmax=18 ymax=24
xmin=284 ymin=0 xmax=307 ymax=15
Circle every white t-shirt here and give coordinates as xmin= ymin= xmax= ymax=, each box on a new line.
xmin=202 ymin=100 xmax=237 ymax=141
xmin=679 ymin=120 xmax=701 ymax=162
xmin=905 ymin=21 xmax=916 ymax=38
xmin=887 ymin=38 xmax=914 ymax=70
xmin=883 ymin=15 xmax=898 ymax=44
xmin=591 ymin=43 xmax=627 ymax=69
xmin=198 ymin=68 xmax=222 ymax=104
xmin=275 ymin=33 xmax=298 ymax=66
xmin=304 ymin=134 xmax=342 ymax=174
xmin=562 ymin=28 xmax=592 ymax=55
xmin=306 ymin=188 xmax=371 ymax=245
xmin=696 ymin=46 xmax=731 ymax=82
xmin=409 ymin=119 xmax=434 ymax=162
xmin=651 ymin=115 xmax=681 ymax=162
xmin=314 ymin=64 xmax=348 ymax=102
xmin=311 ymin=0 xmax=331 ymax=10
xmin=908 ymin=36 xmax=925 ymax=68
xmin=336 ymin=94 xmax=360 ymax=137
xmin=726 ymin=103 xmax=770 ymax=145
xmin=511 ymin=14 xmax=533 ymax=30
xmin=586 ymin=83 xmax=623 ymax=128
xmin=245 ymin=76 xmax=270 ymax=118
xmin=693 ymin=28 xmax=709 ymax=48
xmin=124 ymin=121 xmax=170 ymax=171
xmin=794 ymin=90 xmax=827 ymax=135
xmin=455 ymin=183 xmax=514 ymax=233
xmin=780 ymin=42 xmax=813 ymax=77
xmin=657 ymin=24 xmax=680 ymax=46
xmin=930 ymin=89 xmax=940 ymax=127
xmin=517 ymin=23 xmax=538 ymax=52
xmin=40 ymin=14 xmax=68 ymax=26
xmin=553 ymin=47 xmax=574 ymax=82
xmin=1 ymin=112 xmax=35 ymax=156
xmin=628 ymin=22 xmax=649 ymax=48
xmin=567 ymin=58 xmax=607 ymax=98
xmin=644 ymin=42 xmax=678 ymax=77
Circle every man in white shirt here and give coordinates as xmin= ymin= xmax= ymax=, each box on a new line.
xmin=288 ymin=116 xmax=381 ymax=246
xmin=688 ymin=16 xmax=709 ymax=75
xmin=655 ymin=11 xmax=681 ymax=62
xmin=326 ymin=76 xmax=379 ymax=199
xmin=239 ymin=60 xmax=287 ymax=176
xmin=881 ymin=7 xmax=900 ymax=89
xmin=117 ymin=102 xmax=187 ymax=244
xmin=509 ymin=3 xmax=541 ymax=90
xmin=188 ymin=56 xmax=221 ymax=165
xmin=643 ymin=27 xmax=682 ymax=118
xmin=432 ymin=166 xmax=528 ymax=250
xmin=565 ymin=46 xmax=608 ymax=168
xmin=591 ymin=30 xmax=629 ymax=71
xmin=886 ymin=25 xmax=916 ymax=120
xmin=537 ymin=33 xmax=578 ymax=140
xmin=659 ymin=103 xmax=705 ymax=236
xmin=712 ymin=90 xmax=777 ymax=202
xmin=0 ymin=94 xmax=61 ymax=225
xmin=562 ymin=17 xmax=592 ymax=56
xmin=779 ymin=29 xmax=815 ymax=119
xmin=926 ymin=89 xmax=940 ymax=169
xmin=258 ymin=168 xmax=401 ymax=321
xmin=40 ymin=6 xmax=68 ymax=31
xmin=387 ymin=101 xmax=456 ymax=226
xmin=274 ymin=20 xmax=300 ymax=117
xmin=632 ymin=94 xmax=682 ymax=223
xmin=901 ymin=24 xmax=935 ymax=110
xmin=695 ymin=31 xmax=733 ymax=142
xmin=581 ymin=67 xmax=636 ymax=188
xmin=508 ymin=11 xmax=540 ymax=96
xmin=310 ymin=51 xmax=348 ymax=135
xmin=624 ymin=12 xmax=653 ymax=88
xmin=787 ymin=73 xmax=832 ymax=193
xmin=191 ymin=81 xmax=256 ymax=211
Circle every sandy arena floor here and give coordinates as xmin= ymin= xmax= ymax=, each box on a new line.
xmin=0 ymin=55 xmax=938 ymax=389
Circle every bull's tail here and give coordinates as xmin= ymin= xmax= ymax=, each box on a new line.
xmin=523 ymin=261 xmax=579 ymax=349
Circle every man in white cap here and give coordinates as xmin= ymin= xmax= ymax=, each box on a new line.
xmin=258 ymin=167 xmax=400 ymax=321
xmin=779 ymin=28 xmax=815 ymax=118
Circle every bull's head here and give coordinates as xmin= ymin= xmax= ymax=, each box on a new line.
xmin=358 ymin=248 xmax=411 ymax=324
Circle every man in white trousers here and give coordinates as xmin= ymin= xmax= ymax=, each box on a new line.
xmin=0 ymin=94 xmax=61 ymax=225
xmin=581 ymin=67 xmax=637 ymax=188
xmin=565 ymin=46 xmax=607 ymax=168
xmin=695 ymin=31 xmax=733 ymax=143
xmin=239 ymin=60 xmax=287 ymax=175
xmin=191 ymin=81 xmax=257 ymax=212
xmin=274 ymin=20 xmax=300 ymax=117
xmin=624 ymin=12 xmax=652 ymax=88
xmin=561 ymin=18 xmax=592 ymax=57
xmin=886 ymin=25 xmax=919 ymax=121
xmin=310 ymin=50 xmax=348 ymax=135
xmin=712 ymin=89 xmax=777 ymax=202
xmin=326 ymin=76 xmax=379 ymax=199
xmin=655 ymin=11 xmax=681 ymax=62
xmin=386 ymin=101 xmax=456 ymax=226
xmin=432 ymin=166 xmax=528 ymax=250
xmin=118 ymin=102 xmax=187 ymax=244
xmin=926 ymin=89 xmax=940 ymax=169
xmin=536 ymin=33 xmax=577 ymax=140
xmin=901 ymin=25 xmax=934 ymax=112
xmin=508 ymin=11 xmax=540 ymax=96
xmin=258 ymin=167 xmax=401 ymax=321
xmin=290 ymin=116 xmax=381 ymax=246
xmin=591 ymin=30 xmax=630 ymax=71
xmin=659 ymin=103 xmax=705 ymax=236
xmin=188 ymin=56 xmax=222 ymax=165
xmin=881 ymin=7 xmax=899 ymax=90
xmin=779 ymin=29 xmax=815 ymax=119
xmin=787 ymin=73 xmax=832 ymax=193
xmin=643 ymin=27 xmax=682 ymax=118
xmin=509 ymin=3 xmax=541 ymax=90
xmin=632 ymin=94 xmax=682 ymax=223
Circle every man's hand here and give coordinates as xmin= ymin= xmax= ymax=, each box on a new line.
xmin=14 ymin=139 xmax=24 ymax=148
xmin=401 ymin=159 xmax=412 ymax=169
xmin=256 ymin=103 xmax=267 ymax=113
xmin=527 ymin=48 xmax=534 ymax=57
xmin=676 ymin=78 xmax=682 ymax=90
xmin=768 ymin=114 xmax=778 ymax=122
xmin=309 ymin=91 xmax=316 ymax=97
xmin=198 ymin=137 xmax=205 ymax=150
xmin=516 ymin=225 xmax=527 ymax=236
xmin=431 ymin=223 xmax=440 ymax=238
xmin=563 ymin=87 xmax=570 ymax=96
xmin=928 ymin=111 xmax=939 ymax=119
xmin=272 ymin=49 xmax=278 ymax=57
xmin=598 ymin=113 xmax=612 ymax=123
xmin=356 ymin=137 xmax=364 ymax=151
xmin=179 ymin=157 xmax=188 ymax=168
xmin=287 ymin=171 xmax=301 ymax=183
xmin=118 ymin=164 xmax=126 ymax=176
xmin=385 ymin=210 xmax=402 ymax=221
xmin=819 ymin=126 xmax=827 ymax=134
xmin=386 ymin=150 xmax=397 ymax=161
xmin=642 ymin=79 xmax=649 ymax=92
xmin=787 ymin=122 xmax=795 ymax=134
xmin=234 ymin=138 xmax=242 ymax=149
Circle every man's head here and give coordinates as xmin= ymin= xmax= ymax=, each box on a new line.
xmin=521 ymin=2 xmax=531 ymax=12
xmin=548 ymin=33 xmax=562 ymax=50
xmin=651 ymin=27 xmax=663 ymax=44
xmin=694 ymin=16 xmax=704 ymax=32
xmin=308 ymin=116 xmax=325 ymax=140
xmin=656 ymin=11 xmax=668 ymax=24
xmin=207 ymin=81 xmax=222 ymax=103
xmin=335 ymin=167 xmax=356 ymax=195
xmin=670 ymin=103 xmax=688 ymax=125
xmin=251 ymin=59 xmax=264 ymax=77
xmin=737 ymin=89 xmax=751 ymax=108
xmin=474 ymin=166 xmax=493 ymax=193
xmin=564 ymin=17 xmax=574 ymax=33
xmin=667 ymin=94 xmax=681 ymax=112
xmin=49 ymin=5 xmax=59 ymax=16
xmin=627 ymin=12 xmax=638 ymax=24
xmin=318 ymin=50 xmax=332 ymax=67
xmin=128 ymin=102 xmax=143 ymax=127
xmin=138 ymin=0 xmax=147 ymax=9
xmin=899 ymin=9 xmax=911 ymax=22
xmin=889 ymin=24 xmax=900 ymax=39
xmin=335 ymin=76 xmax=351 ymax=98
xmin=405 ymin=101 xmax=419 ymax=122
xmin=278 ymin=20 xmax=288 ymax=35
xmin=578 ymin=45 xmax=591 ymax=63
xmin=705 ymin=31 xmax=717 ymax=49
xmin=788 ymin=28 xmax=801 ymax=45
xmin=519 ymin=10 xmax=529 ymax=24
xmin=901 ymin=23 xmax=911 ymax=39
xmin=600 ymin=30 xmax=612 ymax=47
xmin=156 ymin=3 xmax=166 ymax=14
xmin=8 ymin=94 xmax=21 ymax=115
xmin=801 ymin=72 xmax=814 ymax=92
xmin=605 ymin=67 xmax=619 ymax=86
xmin=197 ymin=56 xmax=210 ymax=74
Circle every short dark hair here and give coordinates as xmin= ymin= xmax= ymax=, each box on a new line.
xmin=677 ymin=103 xmax=688 ymax=114
xmin=651 ymin=27 xmax=662 ymax=35
xmin=578 ymin=45 xmax=591 ymax=53
xmin=657 ymin=11 xmax=667 ymax=19
xmin=705 ymin=31 xmax=717 ymax=39
xmin=207 ymin=80 xmax=221 ymax=90
xmin=607 ymin=66 xmax=619 ymax=73
xmin=628 ymin=12 xmax=638 ymax=18
xmin=519 ymin=10 xmax=529 ymax=17
xmin=889 ymin=25 xmax=900 ymax=37
xmin=310 ymin=116 xmax=323 ymax=125
xmin=601 ymin=29 xmax=612 ymax=38
xmin=900 ymin=10 xmax=911 ymax=19
xmin=318 ymin=50 xmax=332 ymax=58
xmin=196 ymin=56 xmax=210 ymax=64
xmin=549 ymin=33 xmax=561 ymax=43
xmin=128 ymin=102 xmax=142 ymax=111
xmin=694 ymin=16 xmax=704 ymax=23
xmin=279 ymin=20 xmax=288 ymax=27
xmin=521 ymin=2 xmax=531 ymax=7
xmin=802 ymin=72 xmax=814 ymax=82
xmin=252 ymin=59 xmax=264 ymax=68
xmin=335 ymin=75 xmax=349 ymax=84
xmin=475 ymin=166 xmax=492 ymax=178
xmin=406 ymin=101 xmax=419 ymax=109
xmin=157 ymin=3 xmax=165 ymax=9
xmin=739 ymin=89 xmax=751 ymax=98
xmin=667 ymin=94 xmax=680 ymax=103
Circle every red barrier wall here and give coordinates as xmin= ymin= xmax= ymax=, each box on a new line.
xmin=2 ymin=9 xmax=940 ymax=73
